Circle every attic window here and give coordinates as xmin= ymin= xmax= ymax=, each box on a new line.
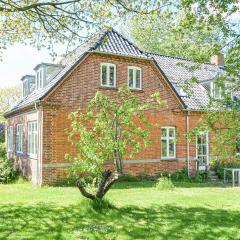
xmin=210 ymin=82 xmax=233 ymax=99
xmin=21 ymin=75 xmax=35 ymax=97
xmin=101 ymin=63 xmax=116 ymax=87
xmin=128 ymin=66 xmax=142 ymax=90
xmin=36 ymin=68 xmax=44 ymax=89
xmin=173 ymin=83 xmax=187 ymax=97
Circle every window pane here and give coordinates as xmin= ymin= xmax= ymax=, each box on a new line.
xmin=101 ymin=65 xmax=107 ymax=85
xmin=169 ymin=140 xmax=175 ymax=157
xmin=161 ymin=140 xmax=167 ymax=157
xmin=169 ymin=128 xmax=175 ymax=137
xmin=109 ymin=66 xmax=115 ymax=86
xmin=136 ymin=69 xmax=141 ymax=88
xmin=128 ymin=68 xmax=133 ymax=88
xmin=161 ymin=128 xmax=167 ymax=137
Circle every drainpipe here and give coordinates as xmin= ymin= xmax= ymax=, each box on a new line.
xmin=186 ymin=111 xmax=190 ymax=176
xmin=34 ymin=102 xmax=42 ymax=185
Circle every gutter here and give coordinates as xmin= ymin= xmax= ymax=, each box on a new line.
xmin=4 ymin=100 xmax=41 ymax=118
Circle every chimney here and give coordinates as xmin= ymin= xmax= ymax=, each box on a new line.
xmin=210 ymin=53 xmax=224 ymax=66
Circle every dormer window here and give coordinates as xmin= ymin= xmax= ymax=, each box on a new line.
xmin=21 ymin=75 xmax=35 ymax=97
xmin=128 ymin=66 xmax=142 ymax=90
xmin=211 ymin=82 xmax=222 ymax=99
xmin=173 ymin=83 xmax=187 ymax=97
xmin=34 ymin=63 xmax=62 ymax=90
xmin=36 ymin=68 xmax=44 ymax=89
xmin=101 ymin=63 xmax=116 ymax=87
xmin=210 ymin=81 xmax=233 ymax=99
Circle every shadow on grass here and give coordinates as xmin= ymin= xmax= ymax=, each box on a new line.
xmin=0 ymin=200 xmax=239 ymax=240
xmin=112 ymin=180 xmax=225 ymax=190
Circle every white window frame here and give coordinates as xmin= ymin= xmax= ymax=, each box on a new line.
xmin=36 ymin=68 xmax=44 ymax=89
xmin=7 ymin=126 xmax=13 ymax=152
xmin=196 ymin=131 xmax=209 ymax=170
xmin=16 ymin=124 xmax=23 ymax=154
xmin=100 ymin=63 xmax=116 ymax=88
xmin=161 ymin=126 xmax=176 ymax=159
xmin=128 ymin=66 xmax=142 ymax=90
xmin=27 ymin=121 xmax=38 ymax=159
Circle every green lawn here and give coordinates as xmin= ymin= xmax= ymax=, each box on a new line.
xmin=1 ymin=181 xmax=240 ymax=240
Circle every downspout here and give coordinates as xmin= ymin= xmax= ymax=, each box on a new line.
xmin=34 ymin=102 xmax=43 ymax=185
xmin=186 ymin=111 xmax=190 ymax=176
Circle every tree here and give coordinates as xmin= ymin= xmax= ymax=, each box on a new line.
xmin=0 ymin=0 xmax=164 ymax=58
xmin=130 ymin=1 xmax=240 ymax=161
xmin=131 ymin=11 xmax=228 ymax=62
xmin=66 ymin=86 xmax=165 ymax=200
xmin=0 ymin=86 xmax=21 ymax=123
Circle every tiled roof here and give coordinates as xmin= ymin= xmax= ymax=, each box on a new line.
xmin=151 ymin=54 xmax=225 ymax=110
xmin=5 ymin=29 xmax=224 ymax=115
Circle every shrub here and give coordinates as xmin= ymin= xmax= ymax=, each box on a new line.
xmin=155 ymin=176 xmax=175 ymax=191
xmin=0 ymin=143 xmax=18 ymax=183
xmin=171 ymin=168 xmax=190 ymax=182
xmin=0 ymin=124 xmax=4 ymax=143
xmin=211 ymin=158 xmax=240 ymax=179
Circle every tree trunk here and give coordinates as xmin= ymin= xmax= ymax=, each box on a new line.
xmin=76 ymin=170 xmax=119 ymax=200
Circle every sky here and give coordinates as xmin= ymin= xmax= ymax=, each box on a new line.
xmin=0 ymin=43 xmax=67 ymax=88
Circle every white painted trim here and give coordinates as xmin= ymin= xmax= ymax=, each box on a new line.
xmin=27 ymin=121 xmax=38 ymax=160
xmin=196 ymin=131 xmax=209 ymax=170
xmin=128 ymin=66 xmax=142 ymax=90
xmin=100 ymin=63 xmax=116 ymax=88
xmin=161 ymin=126 xmax=176 ymax=159
xmin=16 ymin=124 xmax=23 ymax=154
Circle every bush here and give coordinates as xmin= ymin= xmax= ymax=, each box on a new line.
xmin=171 ymin=168 xmax=190 ymax=182
xmin=0 ymin=143 xmax=18 ymax=183
xmin=0 ymin=124 xmax=4 ymax=143
xmin=155 ymin=176 xmax=175 ymax=191
xmin=211 ymin=158 xmax=240 ymax=179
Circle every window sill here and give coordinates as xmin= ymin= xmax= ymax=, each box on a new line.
xmin=28 ymin=154 xmax=38 ymax=160
xmin=130 ymin=88 xmax=143 ymax=92
xmin=98 ymin=86 xmax=118 ymax=90
xmin=161 ymin=158 xmax=177 ymax=161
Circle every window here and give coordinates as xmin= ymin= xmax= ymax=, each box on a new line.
xmin=196 ymin=132 xmax=209 ymax=170
xmin=36 ymin=68 xmax=44 ymax=89
xmin=211 ymin=82 xmax=222 ymax=99
xmin=161 ymin=127 xmax=176 ymax=159
xmin=16 ymin=124 xmax=23 ymax=153
xmin=23 ymin=80 xmax=28 ymax=97
xmin=28 ymin=121 xmax=38 ymax=158
xmin=101 ymin=63 xmax=116 ymax=87
xmin=7 ymin=126 xmax=13 ymax=152
xmin=128 ymin=67 xmax=142 ymax=89
xmin=173 ymin=83 xmax=187 ymax=97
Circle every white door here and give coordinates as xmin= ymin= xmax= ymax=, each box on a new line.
xmin=196 ymin=132 xmax=209 ymax=171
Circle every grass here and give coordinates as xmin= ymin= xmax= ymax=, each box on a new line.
xmin=0 ymin=180 xmax=240 ymax=240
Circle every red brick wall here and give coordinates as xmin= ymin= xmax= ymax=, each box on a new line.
xmin=39 ymin=53 xmax=203 ymax=184
xmin=5 ymin=110 xmax=40 ymax=184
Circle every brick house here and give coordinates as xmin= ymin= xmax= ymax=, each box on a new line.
xmin=4 ymin=29 xmax=227 ymax=185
